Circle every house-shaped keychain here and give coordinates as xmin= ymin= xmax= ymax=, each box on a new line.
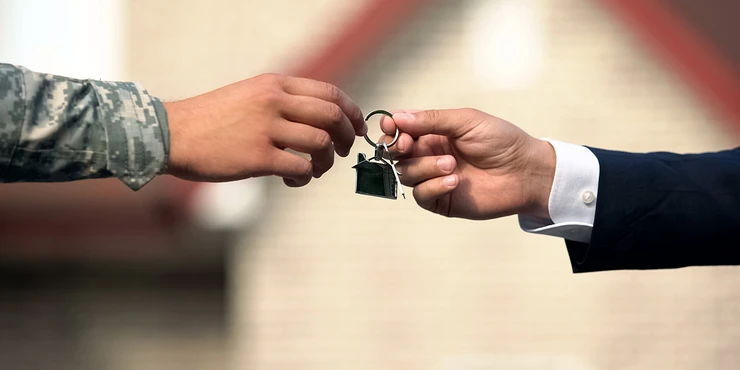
xmin=352 ymin=153 xmax=398 ymax=199
xmin=352 ymin=109 xmax=405 ymax=200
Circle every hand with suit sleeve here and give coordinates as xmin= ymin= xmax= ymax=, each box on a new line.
xmin=382 ymin=108 xmax=740 ymax=273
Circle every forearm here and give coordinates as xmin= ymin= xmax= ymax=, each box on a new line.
xmin=0 ymin=63 xmax=169 ymax=190
xmin=567 ymin=147 xmax=740 ymax=272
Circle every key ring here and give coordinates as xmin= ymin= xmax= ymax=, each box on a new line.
xmin=363 ymin=109 xmax=399 ymax=148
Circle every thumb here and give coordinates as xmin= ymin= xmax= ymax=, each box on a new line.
xmin=392 ymin=109 xmax=476 ymax=138
xmin=380 ymin=109 xmax=422 ymax=135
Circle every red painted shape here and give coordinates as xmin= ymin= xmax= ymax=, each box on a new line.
xmin=601 ymin=0 xmax=740 ymax=135
xmin=292 ymin=0 xmax=430 ymax=83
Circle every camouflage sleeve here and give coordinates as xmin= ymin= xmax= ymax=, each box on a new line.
xmin=0 ymin=63 xmax=169 ymax=190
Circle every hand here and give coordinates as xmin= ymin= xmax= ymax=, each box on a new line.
xmin=164 ymin=74 xmax=367 ymax=187
xmin=380 ymin=109 xmax=555 ymax=220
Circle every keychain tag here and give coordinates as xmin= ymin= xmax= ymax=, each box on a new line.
xmin=352 ymin=110 xmax=405 ymax=200
xmin=353 ymin=153 xmax=397 ymax=199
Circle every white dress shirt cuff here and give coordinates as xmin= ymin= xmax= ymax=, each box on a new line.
xmin=518 ymin=139 xmax=600 ymax=243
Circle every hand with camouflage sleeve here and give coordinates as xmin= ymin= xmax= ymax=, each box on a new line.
xmin=0 ymin=64 xmax=366 ymax=189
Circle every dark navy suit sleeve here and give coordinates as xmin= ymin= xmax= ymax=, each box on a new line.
xmin=565 ymin=147 xmax=740 ymax=273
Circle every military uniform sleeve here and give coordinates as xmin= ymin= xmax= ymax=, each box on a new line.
xmin=0 ymin=63 xmax=169 ymax=190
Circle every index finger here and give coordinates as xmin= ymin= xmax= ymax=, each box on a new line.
xmin=280 ymin=76 xmax=367 ymax=136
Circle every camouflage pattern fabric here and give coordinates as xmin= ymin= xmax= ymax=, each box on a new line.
xmin=0 ymin=63 xmax=169 ymax=190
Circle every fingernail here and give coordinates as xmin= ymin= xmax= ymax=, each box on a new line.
xmin=442 ymin=175 xmax=458 ymax=187
xmin=361 ymin=121 xmax=368 ymax=135
xmin=393 ymin=113 xmax=414 ymax=123
xmin=397 ymin=138 xmax=405 ymax=152
xmin=437 ymin=156 xmax=454 ymax=172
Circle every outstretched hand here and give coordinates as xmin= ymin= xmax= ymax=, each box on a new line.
xmin=380 ymin=109 xmax=555 ymax=220
xmin=164 ymin=74 xmax=366 ymax=187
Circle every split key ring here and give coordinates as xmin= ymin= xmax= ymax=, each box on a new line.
xmin=363 ymin=109 xmax=399 ymax=148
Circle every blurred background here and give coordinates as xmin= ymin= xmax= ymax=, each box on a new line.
xmin=0 ymin=0 xmax=739 ymax=369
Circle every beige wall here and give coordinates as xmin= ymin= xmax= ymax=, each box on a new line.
xmin=127 ymin=0 xmax=372 ymax=97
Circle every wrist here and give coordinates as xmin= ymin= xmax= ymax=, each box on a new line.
xmin=520 ymin=138 xmax=555 ymax=219
xmin=162 ymin=100 xmax=189 ymax=177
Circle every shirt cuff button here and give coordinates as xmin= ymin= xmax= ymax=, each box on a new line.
xmin=581 ymin=190 xmax=595 ymax=204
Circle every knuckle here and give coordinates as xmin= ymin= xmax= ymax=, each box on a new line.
xmin=461 ymin=108 xmax=485 ymax=124
xmin=460 ymin=108 xmax=484 ymax=129
xmin=327 ymin=104 xmax=345 ymax=126
xmin=257 ymin=73 xmax=283 ymax=85
xmin=324 ymin=83 xmax=343 ymax=103
xmin=259 ymin=90 xmax=285 ymax=107
xmin=314 ymin=130 xmax=332 ymax=150
xmin=294 ymin=159 xmax=313 ymax=178
xmin=424 ymin=109 xmax=442 ymax=123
